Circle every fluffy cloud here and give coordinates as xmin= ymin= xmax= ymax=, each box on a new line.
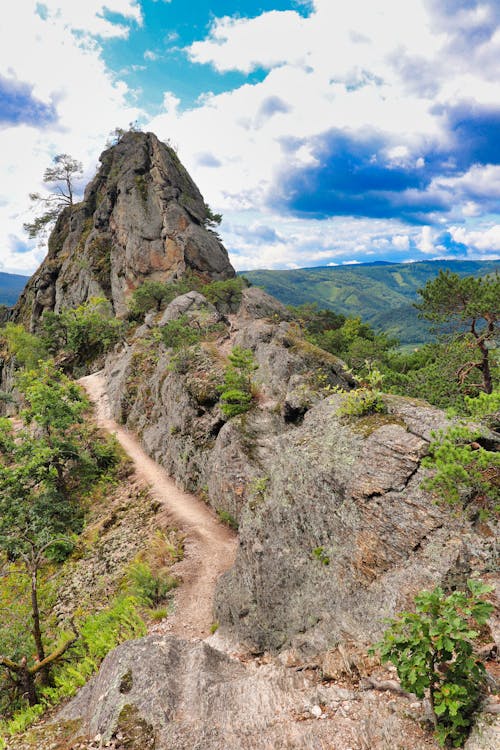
xmin=449 ymin=224 xmax=500 ymax=253
xmin=144 ymin=0 xmax=500 ymax=269
xmin=0 ymin=0 xmax=141 ymax=272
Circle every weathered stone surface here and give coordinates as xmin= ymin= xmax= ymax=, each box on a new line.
xmin=13 ymin=131 xmax=234 ymax=328
xmin=464 ymin=715 xmax=500 ymax=750
xmin=52 ymin=635 xmax=440 ymax=750
xmin=101 ymin=298 xmax=497 ymax=656
xmin=238 ymin=286 xmax=290 ymax=321
xmin=158 ymin=290 xmax=222 ymax=327
xmin=214 ymin=395 xmax=497 ymax=653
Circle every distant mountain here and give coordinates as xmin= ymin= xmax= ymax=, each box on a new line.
xmin=243 ymin=259 xmax=500 ymax=345
xmin=0 ymin=271 xmax=29 ymax=307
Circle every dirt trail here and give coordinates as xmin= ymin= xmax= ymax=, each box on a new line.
xmin=79 ymin=371 xmax=237 ymax=640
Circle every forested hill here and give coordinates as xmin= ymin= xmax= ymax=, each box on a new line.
xmin=243 ymin=259 xmax=500 ymax=345
xmin=0 ymin=272 xmax=29 ymax=306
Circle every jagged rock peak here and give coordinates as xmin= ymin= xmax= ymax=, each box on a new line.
xmin=14 ymin=131 xmax=235 ymax=327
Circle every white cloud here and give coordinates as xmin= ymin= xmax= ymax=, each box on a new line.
xmin=0 ymin=0 xmax=141 ymax=272
xmin=449 ymin=224 xmax=500 ymax=253
xmin=417 ymin=226 xmax=435 ymax=254
xmin=38 ymin=0 xmax=142 ymax=38
xmin=392 ymin=234 xmax=410 ymax=250
xmin=144 ymin=50 xmax=158 ymax=61
xmin=141 ymin=0 xmax=500 ymax=269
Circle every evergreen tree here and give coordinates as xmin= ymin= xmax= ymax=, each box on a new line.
xmin=415 ymin=271 xmax=499 ymax=394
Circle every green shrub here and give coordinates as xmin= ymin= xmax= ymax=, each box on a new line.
xmin=41 ymin=297 xmax=124 ymax=364
xmin=338 ymin=365 xmax=386 ymax=417
xmin=219 ymin=346 xmax=257 ymax=418
xmin=125 ymin=561 xmax=178 ymax=607
xmin=0 ymin=323 xmax=47 ymax=369
xmin=312 ymin=546 xmax=330 ymax=565
xmin=128 ymin=272 xmax=206 ymax=320
xmin=372 ymin=579 xmax=494 ymax=747
xmin=422 ymin=391 xmax=500 ymax=507
xmin=160 ymin=315 xmax=203 ymax=350
xmin=216 ymin=509 xmax=238 ymax=530
xmin=0 ymin=595 xmax=146 ymax=739
xmin=202 ymin=277 xmax=246 ymax=313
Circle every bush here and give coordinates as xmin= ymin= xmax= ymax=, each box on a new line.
xmin=422 ymin=390 xmax=500 ymax=507
xmin=372 ymin=579 xmax=494 ymax=747
xmin=219 ymin=347 xmax=257 ymax=418
xmin=128 ymin=271 xmax=206 ymax=320
xmin=0 ymin=324 xmax=47 ymax=369
xmin=41 ymin=297 xmax=124 ymax=364
xmin=125 ymin=561 xmax=178 ymax=607
xmin=338 ymin=365 xmax=386 ymax=417
xmin=160 ymin=315 xmax=203 ymax=350
xmin=202 ymin=277 xmax=246 ymax=313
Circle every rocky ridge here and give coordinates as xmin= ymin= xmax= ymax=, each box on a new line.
xmin=93 ymin=286 xmax=497 ymax=656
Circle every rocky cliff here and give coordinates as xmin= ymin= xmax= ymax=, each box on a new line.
xmin=100 ymin=292 xmax=497 ymax=655
xmin=14 ymin=131 xmax=234 ymax=328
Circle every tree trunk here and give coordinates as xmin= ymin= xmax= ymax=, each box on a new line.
xmin=30 ymin=566 xmax=50 ymax=686
xmin=18 ymin=666 xmax=38 ymax=707
xmin=478 ymin=340 xmax=493 ymax=394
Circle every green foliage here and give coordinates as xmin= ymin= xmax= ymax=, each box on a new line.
xmin=0 ymin=364 xmax=90 ymax=560
xmin=129 ymin=274 xmax=244 ymax=321
xmin=219 ymin=346 xmax=258 ymax=418
xmin=243 ymin=260 xmax=500 ymax=346
xmin=0 ymin=365 xmax=122 ymax=712
xmin=202 ymin=276 xmax=246 ymax=313
xmin=312 ymin=546 xmax=330 ymax=565
xmin=160 ymin=315 xmax=204 ymax=350
xmin=128 ymin=280 xmax=175 ymax=317
xmin=0 ymin=595 xmax=146 ymax=739
xmin=382 ymin=340 xmax=476 ymax=410
xmin=416 ymin=270 xmax=499 ymax=394
xmin=338 ymin=365 xmax=387 ymax=417
xmin=216 ymin=509 xmax=238 ymax=530
xmin=203 ymin=203 xmax=223 ymax=229
xmin=125 ymin=561 xmax=178 ymax=607
xmin=422 ymin=390 xmax=500 ymax=507
xmin=372 ymin=580 xmax=494 ymax=747
xmin=0 ymin=323 xmax=47 ymax=368
xmin=41 ymin=297 xmax=124 ymax=364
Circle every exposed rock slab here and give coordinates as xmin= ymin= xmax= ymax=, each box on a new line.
xmin=53 ymin=635 xmax=440 ymax=750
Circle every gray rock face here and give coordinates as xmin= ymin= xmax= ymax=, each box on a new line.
xmin=101 ymin=298 xmax=497 ymax=655
xmin=158 ymin=290 xmax=222 ymax=327
xmin=238 ymin=286 xmax=290 ymax=320
xmin=14 ymin=131 xmax=234 ymax=328
xmin=55 ymin=634 xmax=441 ymax=750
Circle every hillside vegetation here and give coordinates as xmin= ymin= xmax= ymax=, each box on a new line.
xmin=243 ymin=259 xmax=500 ymax=345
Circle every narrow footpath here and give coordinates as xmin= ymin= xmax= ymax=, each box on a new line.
xmin=79 ymin=371 xmax=237 ymax=640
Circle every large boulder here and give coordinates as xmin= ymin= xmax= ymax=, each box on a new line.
xmin=52 ymin=634 xmax=442 ymax=750
xmin=214 ymin=394 xmax=498 ymax=654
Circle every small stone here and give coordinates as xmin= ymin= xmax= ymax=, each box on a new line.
xmin=311 ymin=704 xmax=322 ymax=718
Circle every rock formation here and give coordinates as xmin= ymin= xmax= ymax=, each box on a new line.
xmin=101 ymin=293 xmax=497 ymax=655
xmin=14 ymin=131 xmax=234 ymax=328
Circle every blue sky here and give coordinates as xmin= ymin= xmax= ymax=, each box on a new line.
xmin=1 ymin=0 xmax=500 ymax=274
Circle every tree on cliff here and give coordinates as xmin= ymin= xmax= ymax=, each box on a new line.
xmin=23 ymin=153 xmax=83 ymax=240
xmin=415 ymin=270 xmax=499 ymax=394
